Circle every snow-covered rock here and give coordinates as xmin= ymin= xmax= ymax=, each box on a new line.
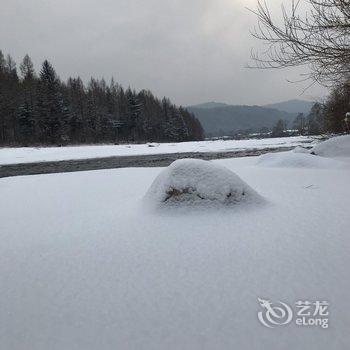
xmin=144 ymin=158 xmax=261 ymax=207
xmin=293 ymin=145 xmax=311 ymax=154
xmin=311 ymin=134 xmax=350 ymax=158
xmin=147 ymin=142 xmax=160 ymax=147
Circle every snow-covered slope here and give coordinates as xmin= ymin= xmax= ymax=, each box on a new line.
xmin=0 ymin=152 xmax=349 ymax=349
xmin=0 ymin=136 xmax=316 ymax=165
xmin=256 ymin=151 xmax=347 ymax=169
xmin=256 ymin=135 xmax=350 ymax=169
xmin=264 ymin=99 xmax=314 ymax=115
xmin=311 ymin=134 xmax=350 ymax=158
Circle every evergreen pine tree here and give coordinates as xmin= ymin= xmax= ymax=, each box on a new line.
xmin=38 ymin=60 xmax=71 ymax=144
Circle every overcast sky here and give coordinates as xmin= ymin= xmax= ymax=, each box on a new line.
xmin=0 ymin=0 xmax=327 ymax=106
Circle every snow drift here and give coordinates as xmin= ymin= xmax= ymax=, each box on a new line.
xmin=256 ymin=151 xmax=345 ymax=169
xmin=311 ymin=134 xmax=350 ymax=158
xmin=257 ymin=135 xmax=350 ymax=168
xmin=144 ymin=159 xmax=261 ymax=207
xmin=292 ymin=146 xmax=310 ymax=154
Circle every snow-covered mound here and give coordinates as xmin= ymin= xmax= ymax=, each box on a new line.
xmin=292 ymin=145 xmax=310 ymax=154
xmin=144 ymin=159 xmax=261 ymax=207
xmin=256 ymin=151 xmax=345 ymax=169
xmin=311 ymin=134 xmax=350 ymax=158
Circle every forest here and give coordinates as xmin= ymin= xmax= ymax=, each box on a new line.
xmin=0 ymin=50 xmax=204 ymax=146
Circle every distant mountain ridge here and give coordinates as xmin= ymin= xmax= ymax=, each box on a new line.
xmin=264 ymin=99 xmax=314 ymax=115
xmin=189 ymin=102 xmax=229 ymax=109
xmin=187 ymin=99 xmax=314 ymax=137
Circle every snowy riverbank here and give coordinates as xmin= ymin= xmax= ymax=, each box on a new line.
xmin=0 ymin=136 xmax=318 ymax=165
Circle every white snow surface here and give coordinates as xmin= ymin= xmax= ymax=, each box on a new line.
xmin=311 ymin=134 xmax=350 ymax=158
xmin=1 ymin=152 xmax=350 ymax=349
xmin=257 ymin=135 xmax=350 ymax=169
xmin=292 ymin=145 xmax=311 ymax=154
xmin=144 ymin=159 xmax=261 ymax=207
xmin=0 ymin=136 xmax=316 ymax=165
xmin=256 ymin=150 xmax=348 ymax=169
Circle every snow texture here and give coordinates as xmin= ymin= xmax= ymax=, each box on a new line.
xmin=256 ymin=150 xmax=347 ymax=169
xmin=311 ymin=134 xmax=350 ymax=158
xmin=292 ymin=145 xmax=310 ymax=154
xmin=257 ymin=135 xmax=350 ymax=169
xmin=144 ymin=159 xmax=261 ymax=207
xmin=1 ymin=146 xmax=350 ymax=349
xmin=0 ymin=136 xmax=317 ymax=165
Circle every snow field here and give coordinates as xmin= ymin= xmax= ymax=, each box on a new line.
xmin=0 ymin=141 xmax=349 ymax=349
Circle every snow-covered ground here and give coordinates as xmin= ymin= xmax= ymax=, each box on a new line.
xmin=0 ymin=136 xmax=349 ymax=350
xmin=0 ymin=136 xmax=317 ymax=165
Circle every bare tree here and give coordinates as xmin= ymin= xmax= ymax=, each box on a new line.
xmin=250 ymin=0 xmax=350 ymax=86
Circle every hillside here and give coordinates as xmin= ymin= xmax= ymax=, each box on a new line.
xmin=264 ymin=99 xmax=314 ymax=115
xmin=189 ymin=102 xmax=229 ymax=109
xmin=188 ymin=104 xmax=296 ymax=136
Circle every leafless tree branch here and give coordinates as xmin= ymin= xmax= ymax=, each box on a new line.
xmin=249 ymin=0 xmax=350 ymax=86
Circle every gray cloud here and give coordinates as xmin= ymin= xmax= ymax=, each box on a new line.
xmin=0 ymin=0 xmax=327 ymax=106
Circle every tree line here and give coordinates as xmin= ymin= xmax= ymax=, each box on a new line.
xmin=0 ymin=50 xmax=204 ymax=146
